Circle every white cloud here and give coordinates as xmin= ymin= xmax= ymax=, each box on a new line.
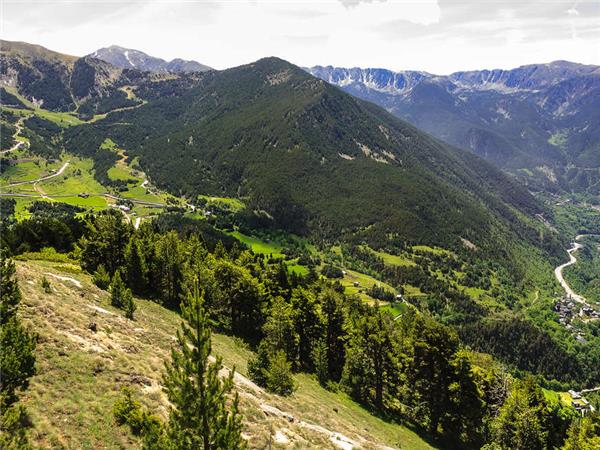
xmin=1 ymin=0 xmax=598 ymax=73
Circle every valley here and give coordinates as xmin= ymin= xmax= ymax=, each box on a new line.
xmin=1 ymin=39 xmax=600 ymax=449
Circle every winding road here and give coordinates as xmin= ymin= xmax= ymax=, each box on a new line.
xmin=6 ymin=161 xmax=70 ymax=187
xmin=554 ymin=233 xmax=600 ymax=306
xmin=0 ymin=119 xmax=27 ymax=155
xmin=554 ymin=238 xmax=586 ymax=304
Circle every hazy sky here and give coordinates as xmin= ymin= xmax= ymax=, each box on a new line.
xmin=2 ymin=0 xmax=599 ymax=73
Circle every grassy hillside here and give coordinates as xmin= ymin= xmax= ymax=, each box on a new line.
xmin=16 ymin=258 xmax=435 ymax=449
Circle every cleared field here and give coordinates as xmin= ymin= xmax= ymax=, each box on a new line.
xmin=199 ymin=195 xmax=245 ymax=212
xmin=42 ymin=157 xmax=106 ymax=196
xmin=107 ymin=165 xmax=134 ymax=182
xmin=0 ymin=160 xmax=61 ymax=184
xmin=1 ymin=88 xmax=84 ymax=126
xmin=370 ymin=247 xmax=416 ymax=267
xmin=228 ymin=231 xmax=285 ymax=257
xmin=412 ymin=245 xmax=452 ymax=255
xmin=340 ymin=268 xmax=397 ymax=303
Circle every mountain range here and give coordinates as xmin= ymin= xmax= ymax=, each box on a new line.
xmin=90 ymin=45 xmax=212 ymax=73
xmin=307 ymin=62 xmax=600 ymax=195
xmin=0 ymin=39 xmax=558 ymax=263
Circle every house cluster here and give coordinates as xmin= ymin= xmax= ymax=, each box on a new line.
xmin=568 ymin=390 xmax=595 ymax=416
xmin=554 ymin=298 xmax=600 ymax=324
xmin=581 ymin=305 xmax=600 ymax=319
xmin=553 ymin=298 xmax=593 ymax=343
xmin=554 ymin=298 xmax=578 ymax=324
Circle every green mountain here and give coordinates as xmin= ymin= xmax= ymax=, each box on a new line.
xmin=0 ymin=39 xmax=152 ymax=118
xmin=3 ymin=41 xmax=599 ymax=450
xmin=61 ymin=57 xmax=557 ymax=259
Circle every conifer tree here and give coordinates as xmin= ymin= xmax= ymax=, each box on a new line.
xmin=124 ymin=290 xmax=137 ymax=320
xmin=111 ymin=270 xmax=136 ymax=319
xmin=125 ymin=237 xmax=148 ymax=295
xmin=161 ymin=282 xmax=245 ymax=449
xmin=111 ymin=270 xmax=128 ymax=309
xmin=0 ymin=253 xmax=36 ymax=447
xmin=312 ymin=338 xmax=329 ymax=387
xmin=321 ymin=288 xmax=346 ymax=381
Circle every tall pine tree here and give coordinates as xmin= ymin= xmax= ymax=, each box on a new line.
xmin=161 ymin=281 xmax=245 ymax=449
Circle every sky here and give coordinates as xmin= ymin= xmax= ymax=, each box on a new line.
xmin=1 ymin=0 xmax=599 ymax=74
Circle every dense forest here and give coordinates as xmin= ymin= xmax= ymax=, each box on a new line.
xmin=1 ymin=203 xmax=599 ymax=448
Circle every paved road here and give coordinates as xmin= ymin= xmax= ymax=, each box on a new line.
xmin=554 ymin=233 xmax=600 ymax=306
xmin=0 ymin=140 xmax=25 ymax=155
xmin=554 ymin=240 xmax=586 ymax=304
xmin=6 ymin=161 xmax=70 ymax=187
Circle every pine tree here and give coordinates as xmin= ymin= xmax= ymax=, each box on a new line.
xmin=321 ymin=288 xmax=346 ymax=381
xmin=265 ymin=350 xmax=295 ymax=396
xmin=125 ymin=237 xmax=148 ymax=295
xmin=0 ymin=254 xmax=21 ymax=323
xmin=312 ymin=338 xmax=329 ymax=387
xmin=291 ymin=288 xmax=323 ymax=371
xmin=489 ymin=377 xmax=552 ymax=450
xmin=161 ymin=282 xmax=245 ymax=449
xmin=155 ymin=232 xmax=185 ymax=309
xmin=0 ymin=253 xmax=36 ymax=447
xmin=79 ymin=210 xmax=131 ymax=275
xmin=123 ymin=289 xmax=137 ymax=320
xmin=562 ymin=413 xmax=600 ymax=450
xmin=342 ymin=308 xmax=400 ymax=409
xmin=110 ymin=269 xmax=136 ymax=319
xmin=262 ymin=296 xmax=298 ymax=364
xmin=111 ymin=270 xmax=128 ymax=309
xmin=92 ymin=264 xmax=111 ymax=290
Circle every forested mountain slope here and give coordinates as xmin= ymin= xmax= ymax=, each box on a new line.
xmin=62 ymin=57 xmax=560 ymax=261
xmin=308 ymin=62 xmax=600 ymax=195
xmin=0 ymin=40 xmax=175 ymax=118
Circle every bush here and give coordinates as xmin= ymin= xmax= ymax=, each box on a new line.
xmin=113 ymin=387 xmax=160 ymax=436
xmin=266 ymin=350 xmax=296 ymax=396
xmin=41 ymin=277 xmax=52 ymax=294
xmin=321 ymin=265 xmax=343 ymax=279
xmin=248 ymin=344 xmax=296 ymax=396
xmin=92 ymin=265 xmax=111 ymax=290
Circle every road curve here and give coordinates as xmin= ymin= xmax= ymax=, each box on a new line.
xmin=554 ymin=233 xmax=600 ymax=305
xmin=6 ymin=161 xmax=70 ymax=187
xmin=554 ymin=241 xmax=586 ymax=304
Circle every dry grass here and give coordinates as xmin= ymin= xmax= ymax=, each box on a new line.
xmin=16 ymin=260 xmax=435 ymax=449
